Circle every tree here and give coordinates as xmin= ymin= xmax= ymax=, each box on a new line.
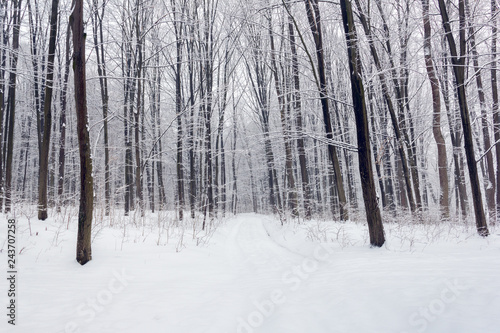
xmin=339 ymin=0 xmax=385 ymax=246
xmin=304 ymin=0 xmax=348 ymax=220
xmin=268 ymin=11 xmax=298 ymax=218
xmin=353 ymin=0 xmax=417 ymax=213
xmin=91 ymin=0 xmax=111 ymax=216
xmin=438 ymin=0 xmax=489 ymax=236
xmin=171 ymin=0 xmax=185 ymax=221
xmin=421 ymin=0 xmax=449 ymax=219
xmin=38 ymin=0 xmax=60 ymax=220
xmin=57 ymin=20 xmax=71 ymax=213
xmin=4 ymin=0 xmax=22 ymax=213
xmin=285 ymin=4 xmax=312 ymax=219
xmin=71 ymin=0 xmax=94 ymax=264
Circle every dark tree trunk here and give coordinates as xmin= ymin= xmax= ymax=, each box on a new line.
xmin=340 ymin=0 xmax=385 ymax=246
xmin=438 ymin=0 xmax=489 ymax=236
xmin=71 ymin=0 xmax=94 ymax=265
xmin=134 ymin=28 xmax=144 ymax=216
xmin=173 ymin=1 xmax=185 ymax=221
xmin=38 ymin=0 xmax=59 ymax=220
xmin=4 ymin=0 xmax=22 ymax=213
xmin=465 ymin=0 xmax=496 ymax=223
xmin=304 ymin=0 xmax=348 ymax=220
xmin=187 ymin=36 xmax=197 ymax=218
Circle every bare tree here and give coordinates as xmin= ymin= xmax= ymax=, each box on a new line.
xmin=268 ymin=11 xmax=298 ymax=217
xmin=304 ymin=0 xmax=348 ymax=220
xmin=71 ymin=0 xmax=94 ymax=264
xmin=340 ymin=0 xmax=385 ymax=246
xmin=438 ymin=0 xmax=489 ymax=236
xmin=4 ymin=0 xmax=22 ymax=213
xmin=421 ymin=0 xmax=449 ymax=219
xmin=38 ymin=0 xmax=60 ymax=220
xmin=91 ymin=0 xmax=111 ymax=216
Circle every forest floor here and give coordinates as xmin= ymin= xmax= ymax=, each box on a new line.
xmin=1 ymin=208 xmax=500 ymax=333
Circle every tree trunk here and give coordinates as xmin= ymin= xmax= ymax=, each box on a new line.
xmin=464 ymin=0 xmax=496 ymax=223
xmin=304 ymin=0 xmax=348 ymax=220
xmin=340 ymin=0 xmax=385 ymax=246
xmin=438 ymin=0 xmax=489 ymax=236
xmin=38 ymin=0 xmax=59 ymax=220
xmin=353 ymin=0 xmax=416 ymax=213
xmin=173 ymin=1 xmax=185 ymax=221
xmin=92 ymin=0 xmax=111 ymax=216
xmin=4 ymin=0 xmax=22 ymax=213
xmin=421 ymin=0 xmax=449 ymax=219
xmin=71 ymin=0 xmax=94 ymax=265
xmin=287 ymin=12 xmax=312 ymax=219
xmin=268 ymin=15 xmax=298 ymax=218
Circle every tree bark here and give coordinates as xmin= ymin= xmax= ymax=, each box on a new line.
xmin=91 ymin=0 xmax=111 ymax=216
xmin=71 ymin=0 xmax=94 ymax=264
xmin=173 ymin=0 xmax=185 ymax=221
xmin=304 ymin=0 xmax=348 ymax=220
xmin=353 ymin=0 xmax=416 ymax=213
xmin=421 ymin=0 xmax=449 ymax=219
xmin=340 ymin=0 xmax=385 ymax=246
xmin=287 ymin=11 xmax=312 ymax=219
xmin=38 ymin=0 xmax=59 ymax=220
xmin=4 ymin=0 xmax=22 ymax=213
xmin=268 ymin=15 xmax=298 ymax=218
xmin=438 ymin=0 xmax=489 ymax=236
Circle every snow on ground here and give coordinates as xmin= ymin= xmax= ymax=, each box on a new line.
xmin=1 ymin=207 xmax=500 ymax=333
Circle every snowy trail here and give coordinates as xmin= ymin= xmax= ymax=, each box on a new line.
xmin=4 ymin=213 xmax=500 ymax=333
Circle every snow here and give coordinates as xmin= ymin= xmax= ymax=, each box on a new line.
xmin=1 ymin=211 xmax=500 ymax=333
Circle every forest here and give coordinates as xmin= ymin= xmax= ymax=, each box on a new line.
xmin=1 ymin=0 xmax=500 ymax=331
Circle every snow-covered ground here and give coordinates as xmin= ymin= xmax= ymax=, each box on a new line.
xmin=1 ymin=208 xmax=500 ymax=333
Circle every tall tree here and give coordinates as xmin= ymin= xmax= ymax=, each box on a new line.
xmin=57 ymin=20 xmax=71 ymax=213
xmin=91 ymin=0 xmax=111 ymax=216
xmin=71 ymin=0 xmax=94 ymax=264
xmin=438 ymin=0 xmax=489 ymax=236
xmin=268 ymin=12 xmax=298 ymax=217
xmin=353 ymin=0 xmax=417 ymax=213
xmin=421 ymin=0 xmax=449 ymax=219
xmin=304 ymin=0 xmax=348 ymax=220
xmin=339 ymin=0 xmax=385 ymax=246
xmin=465 ymin=0 xmax=496 ymax=223
xmin=172 ymin=0 xmax=185 ymax=221
xmin=286 ymin=5 xmax=312 ymax=219
xmin=38 ymin=0 xmax=60 ymax=220
xmin=4 ymin=0 xmax=22 ymax=213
